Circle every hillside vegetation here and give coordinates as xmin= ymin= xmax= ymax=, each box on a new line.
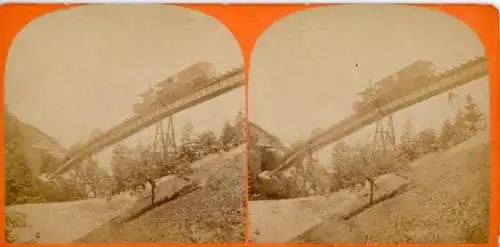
xmin=76 ymin=146 xmax=245 ymax=243
xmin=293 ymin=131 xmax=490 ymax=243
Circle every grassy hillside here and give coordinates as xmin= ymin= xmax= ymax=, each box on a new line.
xmin=75 ymin=146 xmax=245 ymax=243
xmin=293 ymin=131 xmax=490 ymax=244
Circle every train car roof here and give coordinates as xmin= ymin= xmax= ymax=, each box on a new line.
xmin=357 ymin=87 xmax=376 ymax=96
xmin=157 ymin=78 xmax=174 ymax=88
xmin=373 ymin=60 xmax=433 ymax=84
xmin=156 ymin=62 xmax=214 ymax=88
xmin=138 ymin=87 xmax=155 ymax=97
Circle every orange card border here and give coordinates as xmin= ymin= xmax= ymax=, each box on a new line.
xmin=0 ymin=3 xmax=498 ymax=247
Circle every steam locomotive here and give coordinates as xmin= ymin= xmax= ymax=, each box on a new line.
xmin=353 ymin=61 xmax=436 ymax=114
xmin=133 ymin=62 xmax=217 ymax=115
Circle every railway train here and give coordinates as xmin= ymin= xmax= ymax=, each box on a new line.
xmin=353 ymin=61 xmax=436 ymax=114
xmin=133 ymin=62 xmax=217 ymax=115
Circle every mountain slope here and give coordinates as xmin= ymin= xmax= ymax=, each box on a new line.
xmin=293 ymin=131 xmax=490 ymax=243
xmin=4 ymin=107 xmax=67 ymax=177
xmin=248 ymin=121 xmax=290 ymax=152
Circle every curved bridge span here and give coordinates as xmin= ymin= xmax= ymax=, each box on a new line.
xmin=268 ymin=57 xmax=489 ymax=176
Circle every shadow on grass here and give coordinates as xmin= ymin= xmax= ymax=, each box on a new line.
xmin=110 ymin=180 xmax=202 ymax=225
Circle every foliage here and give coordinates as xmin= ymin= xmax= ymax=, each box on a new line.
xmin=39 ymin=151 xmax=59 ymax=175
xmin=233 ymin=110 xmax=245 ymax=146
xmin=110 ymin=144 xmax=149 ymax=195
xmin=180 ymin=121 xmax=195 ymax=146
xmin=327 ymin=94 xmax=487 ymax=196
xmin=5 ymin=212 xmax=30 ymax=243
xmin=220 ymin=121 xmax=238 ymax=151
xmin=398 ymin=117 xmax=419 ymax=162
xmin=198 ymin=131 xmax=219 ymax=155
xmin=4 ymin=135 xmax=46 ymax=206
xmin=295 ymin=152 xmax=323 ymax=195
xmin=5 ymin=119 xmax=110 ymax=204
xmin=439 ymin=118 xmax=455 ymax=149
xmin=452 ymin=109 xmax=468 ymax=143
xmin=104 ymin=111 xmax=244 ymax=198
xmin=462 ymin=94 xmax=486 ymax=135
xmin=4 ymin=125 xmax=44 ymax=241
xmin=414 ymin=128 xmax=440 ymax=155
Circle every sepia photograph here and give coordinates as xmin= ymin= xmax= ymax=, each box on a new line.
xmin=247 ymin=5 xmax=490 ymax=244
xmin=4 ymin=4 xmax=245 ymax=243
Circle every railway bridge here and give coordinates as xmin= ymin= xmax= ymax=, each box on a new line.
xmin=256 ymin=56 xmax=489 ymax=191
xmin=41 ymin=66 xmax=244 ymax=181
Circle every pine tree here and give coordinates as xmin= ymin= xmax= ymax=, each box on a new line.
xmin=233 ymin=109 xmax=245 ymax=145
xmin=453 ymin=108 xmax=467 ymax=144
xmin=462 ymin=93 xmax=485 ymax=136
xmin=439 ymin=118 xmax=455 ymax=149
xmin=399 ymin=117 xmax=414 ymax=143
xmin=5 ymin=137 xmax=44 ymax=205
xmin=398 ymin=117 xmax=418 ymax=162
xmin=220 ymin=121 xmax=236 ymax=151
xmin=180 ymin=121 xmax=194 ymax=146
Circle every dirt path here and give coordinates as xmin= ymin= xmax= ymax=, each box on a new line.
xmin=250 ymin=190 xmax=356 ymax=243
xmin=6 ymin=195 xmax=134 ymax=243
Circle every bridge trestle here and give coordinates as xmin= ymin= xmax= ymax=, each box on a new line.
xmin=74 ymin=155 xmax=98 ymax=199
xmin=372 ymin=114 xmax=396 ymax=155
xmin=151 ymin=108 xmax=177 ymax=170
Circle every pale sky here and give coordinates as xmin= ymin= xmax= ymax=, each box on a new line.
xmin=248 ymin=5 xmax=490 ymax=165
xmin=5 ymin=4 xmax=243 ymax=169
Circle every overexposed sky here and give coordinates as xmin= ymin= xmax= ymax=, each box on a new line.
xmin=5 ymin=4 xmax=243 ymax=168
xmin=249 ymin=5 xmax=490 ymax=165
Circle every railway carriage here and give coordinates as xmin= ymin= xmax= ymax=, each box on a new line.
xmin=133 ymin=62 xmax=216 ymax=115
xmin=353 ymin=61 xmax=435 ymax=114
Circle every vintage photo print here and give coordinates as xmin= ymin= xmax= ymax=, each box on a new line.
xmin=4 ymin=4 xmax=245 ymax=243
xmin=247 ymin=4 xmax=490 ymax=244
